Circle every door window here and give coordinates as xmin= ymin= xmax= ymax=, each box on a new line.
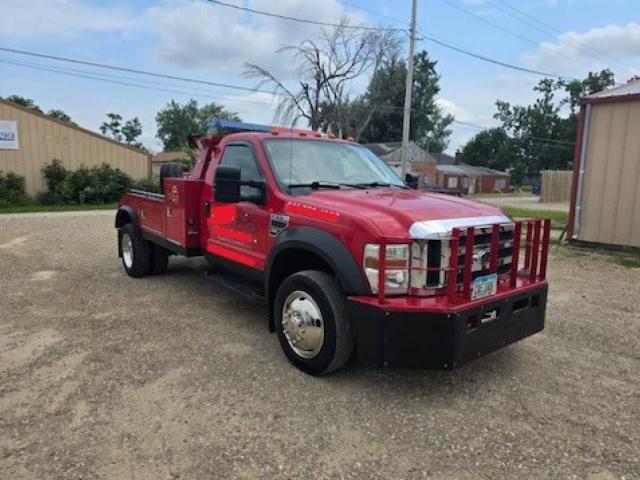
xmin=219 ymin=144 xmax=264 ymax=198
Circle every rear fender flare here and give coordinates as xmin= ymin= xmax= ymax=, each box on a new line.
xmin=115 ymin=206 xmax=137 ymax=229
xmin=115 ymin=206 xmax=138 ymax=257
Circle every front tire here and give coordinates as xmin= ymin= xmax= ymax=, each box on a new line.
xmin=119 ymin=223 xmax=151 ymax=278
xmin=274 ymin=270 xmax=354 ymax=375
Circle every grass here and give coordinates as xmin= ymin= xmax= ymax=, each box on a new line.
xmin=0 ymin=203 xmax=117 ymax=214
xmin=616 ymin=256 xmax=640 ymax=268
xmin=502 ymin=206 xmax=569 ymax=230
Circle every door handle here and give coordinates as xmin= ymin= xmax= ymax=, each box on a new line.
xmin=204 ymin=201 xmax=210 ymax=217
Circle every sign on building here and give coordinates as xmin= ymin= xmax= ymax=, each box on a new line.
xmin=0 ymin=120 xmax=19 ymax=150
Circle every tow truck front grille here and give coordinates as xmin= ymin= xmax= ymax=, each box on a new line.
xmin=416 ymin=224 xmax=515 ymax=293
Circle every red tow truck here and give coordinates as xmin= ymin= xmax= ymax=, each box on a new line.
xmin=116 ymin=120 xmax=550 ymax=375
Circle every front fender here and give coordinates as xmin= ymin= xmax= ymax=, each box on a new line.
xmin=265 ymin=226 xmax=370 ymax=299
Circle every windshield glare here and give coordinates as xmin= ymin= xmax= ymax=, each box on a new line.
xmin=262 ymin=139 xmax=404 ymax=190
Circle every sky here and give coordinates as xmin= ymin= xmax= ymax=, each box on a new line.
xmin=0 ymin=0 xmax=638 ymax=154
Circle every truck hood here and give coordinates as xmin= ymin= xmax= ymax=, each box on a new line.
xmin=299 ymin=188 xmax=510 ymax=239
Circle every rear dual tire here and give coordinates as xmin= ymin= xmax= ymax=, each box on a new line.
xmin=119 ymin=223 xmax=169 ymax=277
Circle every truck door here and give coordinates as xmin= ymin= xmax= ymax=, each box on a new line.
xmin=206 ymin=143 xmax=269 ymax=271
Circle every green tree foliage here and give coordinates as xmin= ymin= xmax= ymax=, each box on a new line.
xmin=47 ymin=109 xmax=74 ymax=123
xmin=559 ymin=69 xmax=614 ymax=114
xmin=461 ymin=70 xmax=615 ymax=183
xmin=462 ymin=128 xmax=516 ymax=171
xmin=100 ymin=113 xmax=124 ymax=141
xmin=155 ymin=99 xmax=240 ymax=151
xmin=122 ymin=117 xmax=143 ymax=148
xmin=331 ymin=50 xmax=453 ymax=151
xmin=4 ymin=95 xmax=43 ymax=112
xmin=100 ymin=113 xmax=144 ymax=148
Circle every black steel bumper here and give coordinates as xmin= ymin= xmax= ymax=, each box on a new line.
xmin=348 ymin=284 xmax=547 ymax=369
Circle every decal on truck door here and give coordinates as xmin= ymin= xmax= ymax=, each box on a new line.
xmin=269 ymin=213 xmax=289 ymax=237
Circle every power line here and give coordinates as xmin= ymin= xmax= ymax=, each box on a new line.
xmin=440 ymin=0 xmax=539 ymax=47
xmin=417 ymin=32 xmax=578 ymax=80
xmin=1 ymin=56 xmax=574 ymax=147
xmin=485 ymin=0 xmax=638 ymax=73
xmin=0 ymin=57 xmax=276 ymax=101
xmin=205 ymin=0 xmax=578 ymax=79
xmin=332 ymin=0 xmax=409 ymax=27
xmin=206 ymin=0 xmax=405 ymax=32
xmin=0 ymin=58 xmax=279 ymax=107
xmin=0 ymin=46 xmax=282 ymax=96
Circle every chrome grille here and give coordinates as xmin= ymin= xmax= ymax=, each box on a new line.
xmin=410 ymin=223 xmax=515 ymax=295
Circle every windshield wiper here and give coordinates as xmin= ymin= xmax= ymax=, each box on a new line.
xmin=355 ymin=181 xmax=409 ymax=189
xmin=288 ymin=181 xmax=366 ymax=191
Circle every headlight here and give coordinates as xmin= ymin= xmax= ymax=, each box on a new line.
xmin=363 ymin=244 xmax=410 ymax=295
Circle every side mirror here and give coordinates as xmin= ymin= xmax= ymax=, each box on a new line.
xmin=405 ymin=173 xmax=419 ymax=189
xmin=214 ymin=165 xmax=267 ymax=204
xmin=214 ymin=165 xmax=241 ymax=203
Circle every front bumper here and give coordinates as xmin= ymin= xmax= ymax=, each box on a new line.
xmin=347 ymin=283 xmax=547 ymax=369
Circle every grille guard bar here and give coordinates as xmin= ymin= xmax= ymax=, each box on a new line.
xmin=377 ymin=219 xmax=551 ymax=305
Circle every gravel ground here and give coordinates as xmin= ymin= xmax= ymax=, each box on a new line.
xmin=474 ymin=195 xmax=569 ymax=212
xmin=0 ymin=212 xmax=639 ymax=480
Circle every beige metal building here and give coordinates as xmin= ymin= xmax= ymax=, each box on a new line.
xmin=569 ymin=80 xmax=640 ymax=248
xmin=0 ymin=99 xmax=151 ymax=195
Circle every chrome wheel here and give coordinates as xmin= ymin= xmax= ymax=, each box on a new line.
xmin=122 ymin=233 xmax=134 ymax=269
xmin=281 ymin=290 xmax=324 ymax=359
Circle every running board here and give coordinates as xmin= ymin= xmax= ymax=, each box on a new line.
xmin=206 ymin=270 xmax=266 ymax=305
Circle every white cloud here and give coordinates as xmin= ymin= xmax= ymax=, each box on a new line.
xmin=437 ymin=98 xmax=472 ymax=122
xmin=145 ymin=0 xmax=367 ymax=79
xmin=0 ymin=0 xmax=134 ymax=37
xmin=522 ymin=22 xmax=640 ymax=76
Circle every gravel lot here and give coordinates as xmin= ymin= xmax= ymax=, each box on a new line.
xmin=1 ymin=211 xmax=639 ymax=479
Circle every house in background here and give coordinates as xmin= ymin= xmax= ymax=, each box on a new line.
xmin=364 ymin=142 xmax=511 ymax=194
xmin=364 ymin=141 xmax=437 ymax=186
xmin=436 ymin=163 xmax=511 ymax=195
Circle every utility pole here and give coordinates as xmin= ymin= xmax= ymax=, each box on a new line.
xmin=400 ymin=0 xmax=417 ymax=178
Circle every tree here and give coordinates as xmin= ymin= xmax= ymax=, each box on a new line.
xmin=4 ymin=95 xmax=42 ymax=112
xmin=47 ymin=109 xmax=74 ymax=123
xmin=461 ymin=70 xmax=615 ymax=184
xmin=155 ymin=99 xmax=240 ymax=151
xmin=1 ymin=95 xmax=76 ymax=123
xmin=244 ymin=18 xmax=401 ymax=132
xmin=100 ymin=113 xmax=124 ymax=141
xmin=559 ymin=69 xmax=614 ymax=114
xmin=349 ymin=50 xmax=453 ymax=150
xmin=122 ymin=118 xmax=143 ymax=148
xmin=462 ymin=128 xmax=516 ymax=172
xmin=100 ymin=113 xmax=144 ymax=148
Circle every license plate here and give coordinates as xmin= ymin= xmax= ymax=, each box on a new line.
xmin=471 ymin=273 xmax=497 ymax=300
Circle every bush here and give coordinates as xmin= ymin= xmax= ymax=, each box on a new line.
xmin=0 ymin=170 xmax=30 ymax=206
xmin=39 ymin=160 xmax=134 ymax=205
xmin=41 ymin=159 xmax=71 ymax=204
xmin=132 ymin=175 xmax=161 ymax=193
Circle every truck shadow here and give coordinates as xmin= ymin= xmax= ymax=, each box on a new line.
xmin=166 ymin=258 xmax=529 ymax=397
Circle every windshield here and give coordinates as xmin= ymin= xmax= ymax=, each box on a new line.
xmin=262 ymin=139 xmax=404 ymax=191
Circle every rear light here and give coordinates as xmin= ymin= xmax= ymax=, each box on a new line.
xmin=363 ymin=244 xmax=410 ymax=295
